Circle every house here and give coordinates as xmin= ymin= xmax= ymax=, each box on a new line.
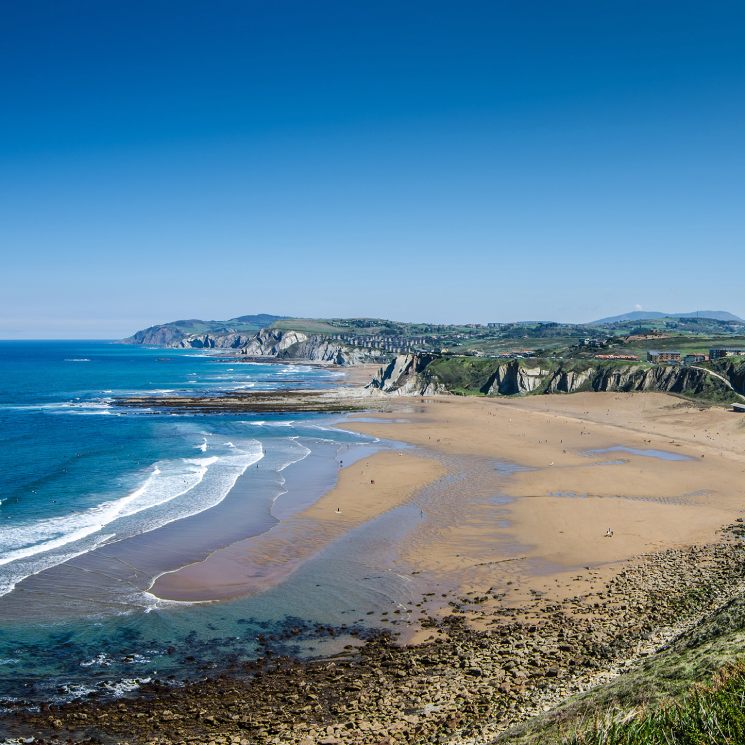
xmin=683 ymin=353 xmax=708 ymax=366
xmin=595 ymin=354 xmax=639 ymax=361
xmin=710 ymin=348 xmax=745 ymax=360
xmin=647 ymin=350 xmax=681 ymax=364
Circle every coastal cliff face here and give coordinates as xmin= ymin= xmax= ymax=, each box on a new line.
xmin=369 ymin=355 xmax=744 ymax=401
xmin=175 ymin=333 xmax=253 ymax=349
xmin=127 ymin=326 xmax=392 ymax=366
xmin=367 ymin=354 xmax=444 ymax=395
xmin=483 ymin=363 xmax=552 ymax=395
xmin=541 ymin=363 xmax=723 ymax=395
xmin=126 ymin=323 xmax=201 ymax=347
xmin=243 ymin=328 xmax=389 ymax=366
xmin=241 ymin=328 xmax=308 ymax=356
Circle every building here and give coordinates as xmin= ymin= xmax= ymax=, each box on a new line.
xmin=647 ymin=350 xmax=681 ymax=364
xmin=683 ymin=353 xmax=708 ymax=366
xmin=709 ymin=348 xmax=745 ymax=360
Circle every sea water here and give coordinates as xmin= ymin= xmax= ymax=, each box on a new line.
xmin=0 ymin=341 xmax=394 ymax=710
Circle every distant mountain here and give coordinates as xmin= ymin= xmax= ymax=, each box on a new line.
xmin=589 ymin=310 xmax=744 ymax=325
xmin=123 ymin=314 xmax=288 ymax=346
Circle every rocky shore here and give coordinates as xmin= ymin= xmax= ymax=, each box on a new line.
xmin=113 ymin=390 xmax=375 ymax=414
xmin=5 ymin=525 xmax=745 ymax=745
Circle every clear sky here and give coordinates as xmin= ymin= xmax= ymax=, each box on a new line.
xmin=2 ymin=1 xmax=744 ymax=338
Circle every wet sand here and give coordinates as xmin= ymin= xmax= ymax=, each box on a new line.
xmin=153 ymin=391 xmax=745 ymax=614
xmin=151 ymin=450 xmax=446 ymax=601
xmin=9 ymin=391 xmax=745 ymax=745
xmin=341 ymin=393 xmax=745 ymax=609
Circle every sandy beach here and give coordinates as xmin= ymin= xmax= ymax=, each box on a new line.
xmin=12 ymin=390 xmax=745 ymax=745
xmin=344 ymin=394 xmax=745 ymax=611
xmin=152 ymin=450 xmax=446 ymax=601
xmin=153 ymin=390 xmax=745 ymax=616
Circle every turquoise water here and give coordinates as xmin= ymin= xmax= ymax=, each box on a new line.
xmin=0 ymin=341 xmax=389 ymax=710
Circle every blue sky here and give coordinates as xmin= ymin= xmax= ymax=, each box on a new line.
xmin=1 ymin=1 xmax=744 ymax=337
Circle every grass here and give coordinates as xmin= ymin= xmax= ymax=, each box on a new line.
xmin=501 ymin=586 xmax=745 ymax=745
xmin=563 ymin=662 xmax=745 ymax=745
xmin=426 ymin=357 xmax=499 ymax=393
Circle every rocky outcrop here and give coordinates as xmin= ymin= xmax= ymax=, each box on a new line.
xmin=370 ymin=355 xmax=742 ymax=400
xmin=366 ymin=354 xmax=444 ymax=395
xmin=241 ymin=329 xmax=309 ymax=356
xmin=242 ymin=329 xmax=390 ymax=366
xmin=129 ymin=325 xmax=392 ymax=366
xmin=176 ymin=333 xmax=253 ymax=349
xmin=125 ymin=322 xmax=203 ymax=347
xmin=541 ymin=364 xmax=727 ymax=396
xmin=482 ymin=362 xmax=552 ymax=395
xmin=711 ymin=358 xmax=745 ymax=394
xmin=122 ymin=315 xmax=285 ymax=347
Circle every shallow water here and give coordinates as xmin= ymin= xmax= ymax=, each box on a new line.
xmin=585 ymin=445 xmax=692 ymax=461
xmin=0 ymin=342 xmax=391 ymax=707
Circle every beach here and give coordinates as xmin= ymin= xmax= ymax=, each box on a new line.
xmin=6 ymin=389 xmax=745 ymax=744
xmin=152 ymin=450 xmax=446 ymax=601
xmin=344 ymin=394 xmax=745 ymax=605
xmin=151 ymin=391 xmax=745 ymax=616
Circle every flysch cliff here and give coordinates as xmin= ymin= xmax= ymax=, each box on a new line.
xmin=367 ymin=354 xmax=745 ymax=401
xmin=124 ymin=323 xmax=392 ymax=366
xmin=122 ymin=314 xmax=286 ymax=347
xmin=241 ymin=329 xmax=389 ymax=366
xmin=365 ymin=354 xmax=446 ymax=395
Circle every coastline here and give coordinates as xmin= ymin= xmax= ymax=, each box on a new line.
xmin=5 ymin=389 xmax=745 ymax=743
xmin=341 ymin=393 xmax=745 ymax=611
xmin=151 ymin=450 xmax=446 ymax=602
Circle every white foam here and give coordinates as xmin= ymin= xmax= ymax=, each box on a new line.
xmin=0 ymin=533 xmax=115 ymax=597
xmin=0 ymin=400 xmax=115 ymax=416
xmin=0 ymin=443 xmax=264 ymax=597
xmin=0 ymin=460 xmax=213 ymax=566
xmin=242 ymin=419 xmax=294 ymax=427
xmin=277 ymin=439 xmax=312 ymax=471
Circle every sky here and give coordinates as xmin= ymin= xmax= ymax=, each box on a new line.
xmin=1 ymin=1 xmax=744 ymax=338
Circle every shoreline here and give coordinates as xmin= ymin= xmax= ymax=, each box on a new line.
xmin=4 ymin=390 xmax=745 ymax=743
xmin=8 ymin=525 xmax=745 ymax=744
xmin=151 ymin=449 xmax=446 ymax=602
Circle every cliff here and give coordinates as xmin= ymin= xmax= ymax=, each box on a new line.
xmin=121 ymin=314 xmax=285 ymax=347
xmin=125 ymin=323 xmax=392 ymax=366
xmin=242 ymin=329 xmax=390 ymax=366
xmin=175 ymin=333 xmax=254 ymax=349
xmin=368 ymin=355 xmax=744 ymax=402
xmin=366 ymin=354 xmax=444 ymax=395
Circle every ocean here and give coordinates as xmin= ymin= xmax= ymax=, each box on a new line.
xmin=0 ymin=341 xmax=409 ymax=710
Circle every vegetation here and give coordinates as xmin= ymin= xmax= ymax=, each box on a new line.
xmin=501 ymin=551 xmax=745 ymax=745
xmin=563 ymin=665 xmax=745 ymax=745
xmin=128 ymin=312 xmax=745 ymax=362
xmin=425 ymin=357 xmax=499 ymax=393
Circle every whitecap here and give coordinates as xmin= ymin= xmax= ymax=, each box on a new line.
xmin=0 ymin=443 xmax=264 ymax=597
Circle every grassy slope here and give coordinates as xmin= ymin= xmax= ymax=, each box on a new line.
xmin=424 ymin=357 xmax=498 ymax=395
xmin=501 ymin=588 xmax=745 ymax=744
xmin=566 ymin=663 xmax=745 ymax=745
